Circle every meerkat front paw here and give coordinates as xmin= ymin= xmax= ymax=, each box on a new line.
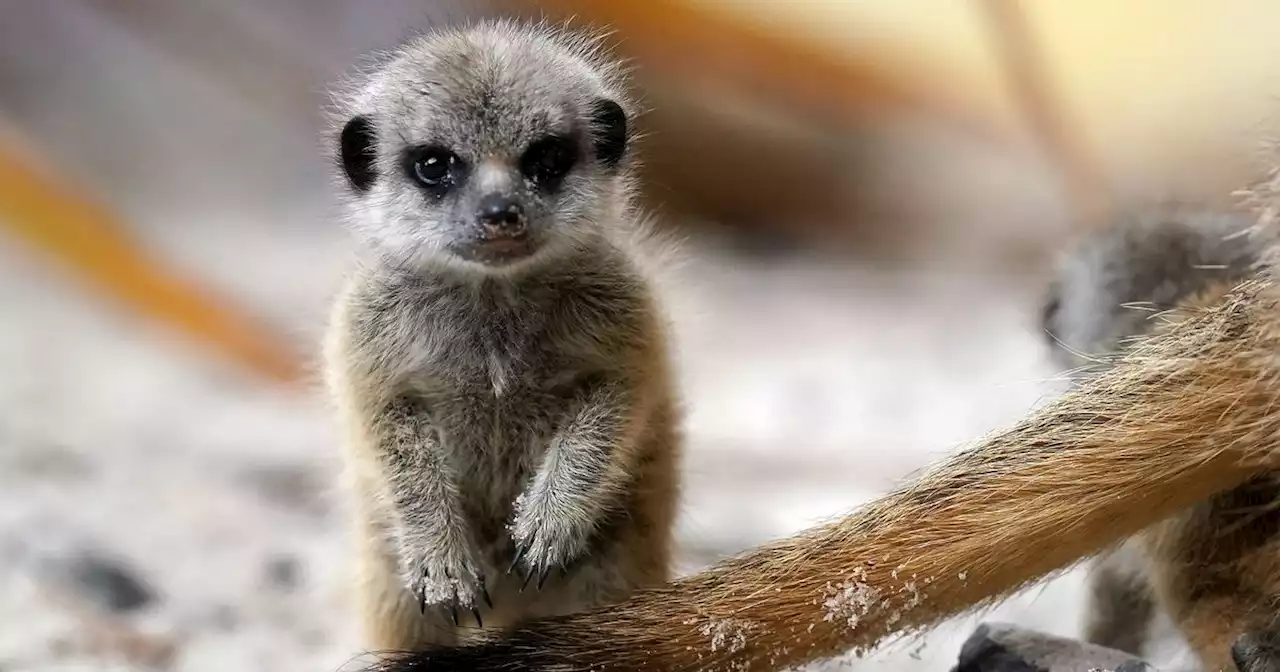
xmin=402 ymin=543 xmax=492 ymax=627
xmin=507 ymin=498 xmax=592 ymax=590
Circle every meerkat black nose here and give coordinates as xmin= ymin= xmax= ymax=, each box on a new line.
xmin=476 ymin=194 xmax=526 ymax=236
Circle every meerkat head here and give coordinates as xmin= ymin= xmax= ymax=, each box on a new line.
xmin=334 ymin=21 xmax=634 ymax=273
xmin=1040 ymin=206 xmax=1260 ymax=376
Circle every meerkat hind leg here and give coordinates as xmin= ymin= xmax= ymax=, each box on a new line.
xmin=1084 ymin=544 xmax=1157 ymax=656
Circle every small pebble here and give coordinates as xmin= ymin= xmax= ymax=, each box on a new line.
xmin=208 ymin=604 xmax=240 ymax=632
xmin=239 ymin=464 xmax=328 ymax=518
xmin=62 ymin=551 xmax=156 ymax=614
xmin=263 ymin=554 xmax=302 ymax=591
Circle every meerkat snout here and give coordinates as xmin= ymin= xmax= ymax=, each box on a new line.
xmin=468 ymin=192 xmax=533 ymax=263
xmin=476 ymin=193 xmax=527 ymax=237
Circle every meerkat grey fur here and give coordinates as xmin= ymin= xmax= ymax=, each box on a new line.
xmin=1041 ymin=206 xmax=1260 ymax=376
xmin=322 ymin=19 xmax=682 ymax=651
xmin=1041 ymin=204 xmax=1274 ymax=668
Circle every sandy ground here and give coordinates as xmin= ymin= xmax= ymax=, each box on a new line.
xmin=0 ymin=200 xmax=1204 ymax=672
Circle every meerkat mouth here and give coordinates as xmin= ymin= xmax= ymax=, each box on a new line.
xmin=457 ymin=236 xmax=538 ymax=265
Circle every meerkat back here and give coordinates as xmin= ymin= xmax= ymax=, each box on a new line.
xmin=322 ymin=20 xmax=682 ymax=652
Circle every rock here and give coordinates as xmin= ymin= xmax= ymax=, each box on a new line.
xmin=5 ymin=441 xmax=93 ymax=480
xmin=954 ymin=623 xmax=1155 ymax=672
xmin=81 ymin=616 xmax=179 ymax=670
xmin=299 ymin=628 xmax=326 ymax=648
xmin=48 ymin=636 xmax=76 ymax=659
xmin=61 ymin=551 xmax=157 ymax=614
xmin=238 ymin=463 xmax=328 ymax=518
xmin=207 ymin=604 xmax=240 ymax=632
xmin=263 ymin=554 xmax=301 ymax=591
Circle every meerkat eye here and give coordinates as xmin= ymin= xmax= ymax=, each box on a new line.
xmin=405 ymin=146 xmax=463 ymax=193
xmin=521 ymin=136 xmax=578 ymax=189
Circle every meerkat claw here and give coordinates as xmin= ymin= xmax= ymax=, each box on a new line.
xmin=471 ymin=606 xmax=484 ymax=628
xmin=537 ymin=567 xmax=551 ymax=590
xmin=478 ymin=576 xmax=493 ymax=608
xmin=508 ymin=545 xmax=528 ymax=575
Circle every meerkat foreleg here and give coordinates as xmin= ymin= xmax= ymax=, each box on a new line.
xmin=509 ymin=378 xmax=643 ymax=587
xmin=376 ymin=401 xmax=488 ymax=625
xmin=1083 ymin=541 xmax=1156 ymax=655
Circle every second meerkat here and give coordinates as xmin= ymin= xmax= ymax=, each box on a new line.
xmin=323 ymin=21 xmax=681 ymax=650
xmin=1041 ymin=205 xmax=1277 ymax=670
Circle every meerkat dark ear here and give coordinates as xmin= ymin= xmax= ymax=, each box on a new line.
xmin=589 ymin=99 xmax=628 ymax=169
xmin=340 ymin=114 xmax=378 ymax=193
xmin=1040 ymin=280 xmax=1061 ymax=344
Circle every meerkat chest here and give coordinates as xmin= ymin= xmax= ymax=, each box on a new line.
xmin=358 ymin=269 xmax=636 ymax=445
xmin=412 ymin=313 xmax=606 ymax=516
xmin=418 ymin=309 xmax=576 ymax=392
xmin=407 ymin=305 xmax=603 ymax=444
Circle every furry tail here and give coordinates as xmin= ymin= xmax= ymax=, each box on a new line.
xmin=362 ymin=277 xmax=1280 ymax=671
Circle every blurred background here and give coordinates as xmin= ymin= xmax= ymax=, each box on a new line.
xmin=3 ymin=1 xmax=1280 ymax=670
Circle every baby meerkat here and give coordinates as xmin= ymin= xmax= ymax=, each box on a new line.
xmin=322 ymin=20 xmax=682 ymax=651
xmin=1041 ymin=204 xmax=1279 ymax=670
